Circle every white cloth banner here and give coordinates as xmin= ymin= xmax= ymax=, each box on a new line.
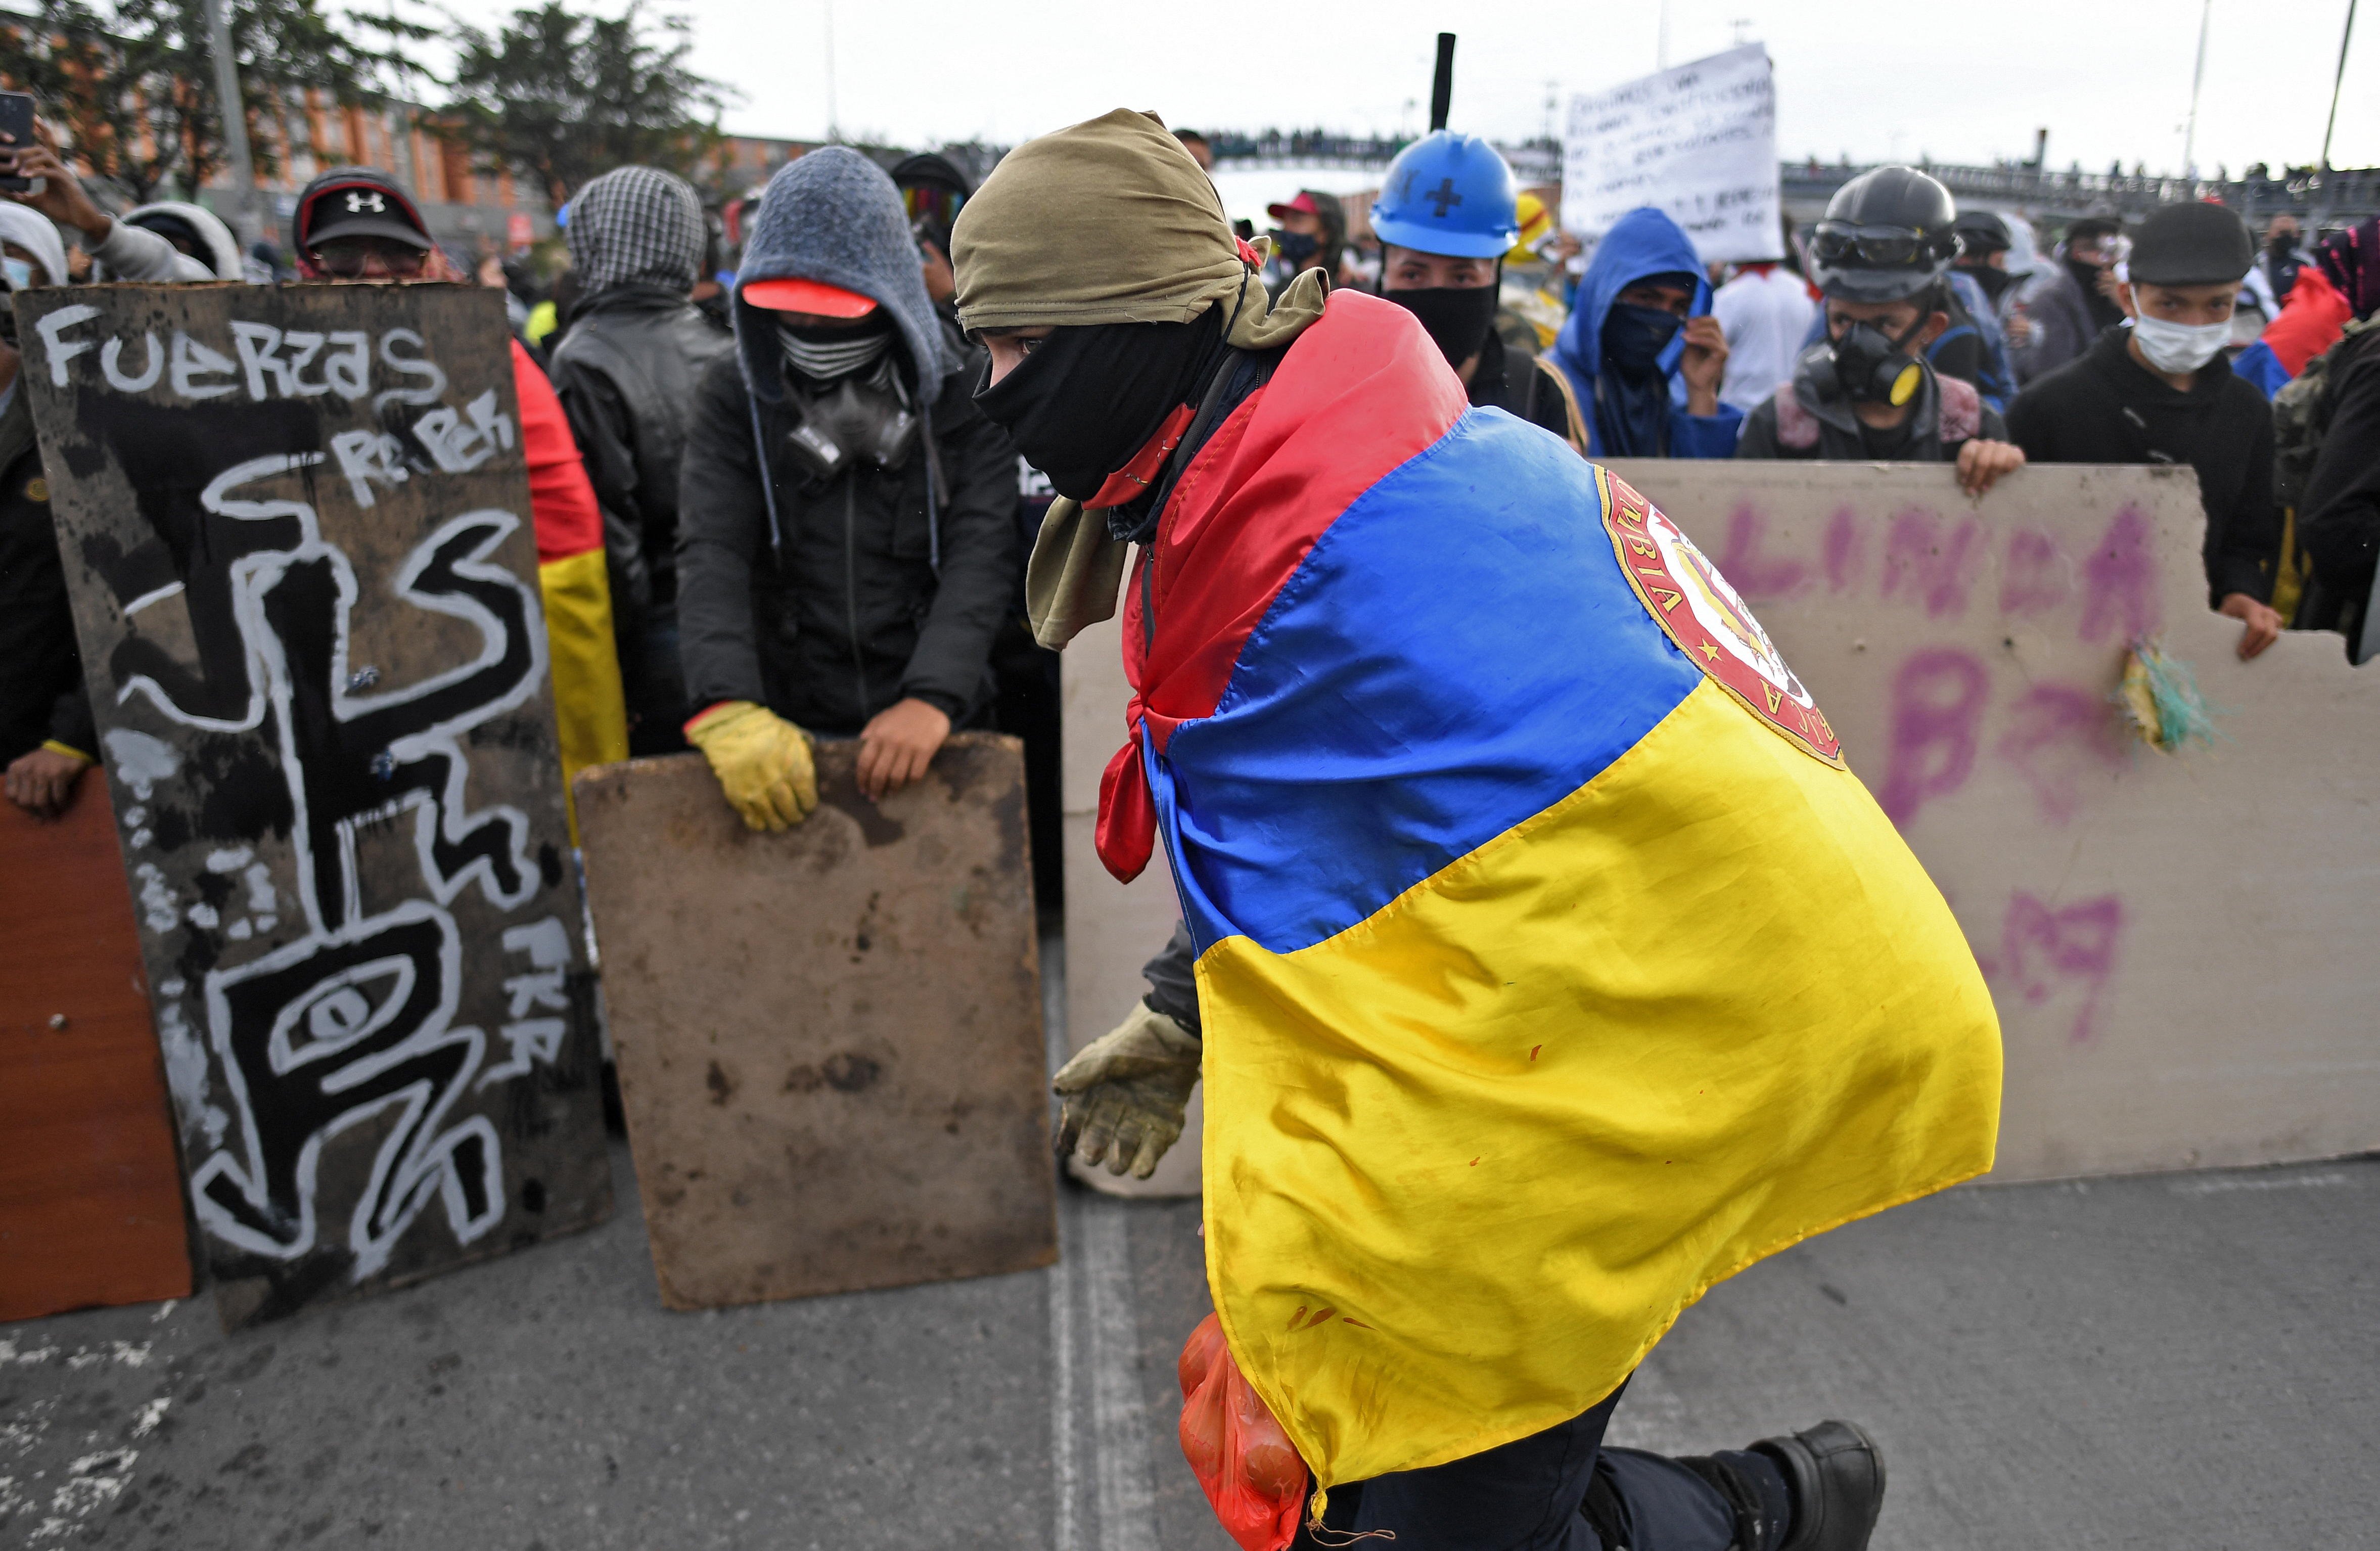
xmin=1562 ymin=45 xmax=1781 ymax=265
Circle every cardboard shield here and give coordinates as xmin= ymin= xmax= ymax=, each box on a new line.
xmin=574 ymin=739 xmax=1057 ymax=1309
xmin=16 ymin=284 xmax=611 ymax=1328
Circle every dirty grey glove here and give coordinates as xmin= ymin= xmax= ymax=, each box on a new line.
xmin=1052 ymin=1002 xmax=1201 ymax=1179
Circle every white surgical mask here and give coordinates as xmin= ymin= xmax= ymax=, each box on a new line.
xmin=2129 ymin=308 xmax=2229 ymax=375
xmin=2 ymin=257 xmax=31 ymax=292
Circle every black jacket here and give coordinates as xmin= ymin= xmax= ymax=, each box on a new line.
xmin=546 ymin=285 xmax=735 ymax=624
xmin=676 ymin=326 xmax=1016 ymax=735
xmin=2293 ymin=327 xmax=2380 ymax=634
xmin=1466 ymin=328 xmax=1575 ymax=443
xmin=2005 ymin=330 xmax=2280 ymax=608
xmin=1737 ymin=355 xmax=2005 ymax=462
xmin=0 ymin=387 xmax=91 ymax=763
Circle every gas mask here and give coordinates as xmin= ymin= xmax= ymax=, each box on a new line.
xmin=781 ymin=367 xmax=918 ymax=485
xmin=1828 ymin=313 xmax=1929 ymax=406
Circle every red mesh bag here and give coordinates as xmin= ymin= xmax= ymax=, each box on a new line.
xmin=1177 ymin=1313 xmax=1310 ymax=1551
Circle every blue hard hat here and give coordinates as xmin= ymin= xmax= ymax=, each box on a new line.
xmin=1370 ymin=132 xmax=1521 ymax=260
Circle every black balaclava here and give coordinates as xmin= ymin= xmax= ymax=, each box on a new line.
xmin=1962 ymin=262 xmax=2014 ymax=307
xmin=974 ymin=308 xmax=1221 ymax=502
xmin=1383 ymin=280 xmax=1501 ymax=370
xmin=2066 ymin=254 xmax=2126 ymax=332
xmin=1594 ymin=270 xmax=1697 ymax=458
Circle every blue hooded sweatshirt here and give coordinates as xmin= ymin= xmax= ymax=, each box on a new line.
xmin=1551 ymin=207 xmax=1743 ymax=459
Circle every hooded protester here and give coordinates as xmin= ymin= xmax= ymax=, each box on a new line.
xmin=2013 ymin=216 xmax=2126 ymax=383
xmin=957 ymin=107 xmax=1999 ymax=1551
xmin=0 ymin=219 xmax=94 ymax=819
xmin=674 ymin=149 xmax=1017 ymax=826
xmin=545 ymin=165 xmax=734 ymax=756
xmin=2007 ymin=201 xmax=2283 ymax=661
xmin=1548 ymin=206 xmax=1740 ymax=458
xmin=892 ymin=151 xmax=972 ymax=316
xmin=2285 ymin=217 xmax=2380 ymax=649
xmin=290 ymin=166 xmax=628 ymax=808
xmin=1739 ymin=167 xmax=2026 ymax=494
xmin=116 ymin=200 xmax=244 ymax=280
xmin=1369 ymin=131 xmax=1577 ymax=444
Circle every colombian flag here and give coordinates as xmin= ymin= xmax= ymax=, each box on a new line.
xmin=1099 ymin=293 xmax=2002 ymax=1496
xmin=511 ymin=339 xmax=627 ymax=833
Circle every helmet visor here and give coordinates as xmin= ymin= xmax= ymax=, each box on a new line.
xmin=1813 ymin=223 xmax=1949 ymax=269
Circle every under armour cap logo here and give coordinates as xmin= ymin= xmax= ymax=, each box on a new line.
xmin=345 ymin=191 xmax=385 ymax=213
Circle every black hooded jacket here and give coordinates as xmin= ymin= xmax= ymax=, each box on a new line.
xmin=676 ymin=322 xmax=1015 ymax=735
xmin=0 ymin=386 xmax=92 ymax=762
xmin=2006 ymin=329 xmax=2279 ymax=608
xmin=676 ymin=149 xmax=1016 ymax=736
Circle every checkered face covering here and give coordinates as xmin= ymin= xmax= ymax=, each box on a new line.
xmin=567 ymin=165 xmax=706 ymax=296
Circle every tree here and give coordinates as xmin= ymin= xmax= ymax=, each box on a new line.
xmin=0 ymin=0 xmax=432 ymax=204
xmin=444 ymin=2 xmax=731 ymax=206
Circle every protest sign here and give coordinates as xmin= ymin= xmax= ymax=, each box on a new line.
xmin=575 ymin=739 xmax=1057 ymax=1309
xmin=17 ymin=284 xmax=612 ymax=1328
xmin=1562 ymin=44 xmax=1781 ymax=265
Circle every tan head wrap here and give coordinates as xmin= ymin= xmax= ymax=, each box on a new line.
xmin=953 ymin=108 xmax=1331 ymax=646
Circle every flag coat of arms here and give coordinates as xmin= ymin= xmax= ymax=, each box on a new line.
xmin=1095 ymin=291 xmax=2002 ymax=1494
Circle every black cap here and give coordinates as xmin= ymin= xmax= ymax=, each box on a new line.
xmin=2129 ymin=202 xmax=2252 ymax=286
xmin=1954 ymin=209 xmax=2012 ymax=252
xmin=294 ymin=167 xmax=432 ymax=253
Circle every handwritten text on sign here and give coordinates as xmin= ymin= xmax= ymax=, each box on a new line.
xmin=1562 ymin=44 xmax=1780 ymax=266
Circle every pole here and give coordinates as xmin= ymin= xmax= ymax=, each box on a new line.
xmin=2320 ymin=0 xmax=2358 ymax=169
xmin=1429 ymin=34 xmax=1455 ymax=133
xmin=2182 ymin=0 xmax=2212 ymax=178
xmin=204 ymin=0 xmax=259 ymax=251
xmin=823 ymin=0 xmax=840 ymax=143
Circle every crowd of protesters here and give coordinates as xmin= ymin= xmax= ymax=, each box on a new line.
xmin=3 ymin=97 xmax=2377 ymax=846
xmin=2 ymin=87 xmax=2377 ymax=1551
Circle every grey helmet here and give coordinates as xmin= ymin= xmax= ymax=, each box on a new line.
xmin=1809 ymin=166 xmax=1961 ymax=303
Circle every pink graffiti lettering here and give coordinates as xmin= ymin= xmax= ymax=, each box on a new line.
xmin=1717 ymin=505 xmax=1808 ymax=598
xmin=1999 ymin=892 xmax=2125 ymax=1043
xmin=2079 ymin=504 xmax=2162 ymax=643
xmin=1881 ymin=511 xmax=1984 ymax=618
xmin=1878 ymin=648 xmax=1991 ymax=826
xmin=1996 ymin=684 xmax=2125 ymax=824
xmin=1998 ymin=528 xmax=2074 ymax=617
xmin=1823 ymin=508 xmax=1865 ymax=593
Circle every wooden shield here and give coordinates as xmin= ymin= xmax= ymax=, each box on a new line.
xmin=574 ymin=738 xmax=1057 ymax=1309
xmin=16 ymin=284 xmax=611 ymax=1329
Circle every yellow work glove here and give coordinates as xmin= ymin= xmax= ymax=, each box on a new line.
xmin=1052 ymin=1001 xmax=1201 ymax=1179
xmin=685 ymin=700 xmax=818 ymax=832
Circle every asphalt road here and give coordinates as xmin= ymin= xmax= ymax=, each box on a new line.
xmin=3 ymin=942 xmax=2372 ymax=1549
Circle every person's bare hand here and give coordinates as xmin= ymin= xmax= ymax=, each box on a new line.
xmin=0 ymin=117 xmax=110 ymax=246
xmin=5 ymin=747 xmax=90 ymax=819
xmin=1956 ymin=438 xmax=2025 ymax=497
xmin=2218 ymin=592 xmax=2283 ymax=660
xmin=856 ymin=697 xmax=950 ymax=800
xmin=1678 ymin=314 xmax=1729 ymax=415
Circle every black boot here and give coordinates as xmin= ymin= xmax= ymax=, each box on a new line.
xmin=1674 ymin=1451 xmax=1786 ymax=1551
xmin=1750 ymin=1420 xmax=1886 ymax=1551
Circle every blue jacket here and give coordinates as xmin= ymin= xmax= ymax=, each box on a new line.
xmin=1552 ymin=208 xmax=1743 ymax=459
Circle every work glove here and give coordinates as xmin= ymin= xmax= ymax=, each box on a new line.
xmin=1052 ymin=1001 xmax=1202 ymax=1179
xmin=685 ymin=700 xmax=817 ymax=832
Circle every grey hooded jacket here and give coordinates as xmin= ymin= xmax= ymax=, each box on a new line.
xmin=676 ymin=148 xmax=1016 ymax=735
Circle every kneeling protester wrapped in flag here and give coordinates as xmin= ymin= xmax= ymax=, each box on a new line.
xmin=958 ymin=107 xmax=2003 ymax=1539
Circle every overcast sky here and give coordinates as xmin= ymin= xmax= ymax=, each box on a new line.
xmin=447 ymin=0 xmax=2373 ymax=178
xmin=590 ymin=0 xmax=2361 ymax=176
